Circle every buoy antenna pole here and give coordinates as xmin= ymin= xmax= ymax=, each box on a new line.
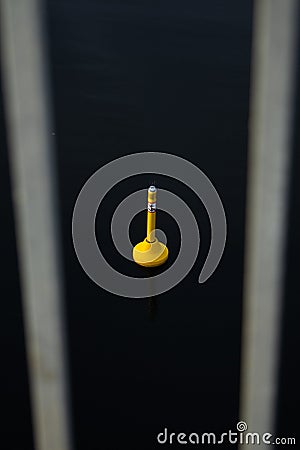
xmin=147 ymin=185 xmax=157 ymax=242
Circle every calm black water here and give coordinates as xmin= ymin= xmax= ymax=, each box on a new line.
xmin=1 ymin=1 xmax=299 ymax=449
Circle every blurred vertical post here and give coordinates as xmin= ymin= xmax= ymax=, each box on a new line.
xmin=0 ymin=1 xmax=72 ymax=450
xmin=240 ymin=0 xmax=298 ymax=445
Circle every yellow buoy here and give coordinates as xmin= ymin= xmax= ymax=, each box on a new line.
xmin=133 ymin=185 xmax=168 ymax=267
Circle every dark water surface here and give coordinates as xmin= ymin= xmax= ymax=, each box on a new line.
xmin=46 ymin=1 xmax=252 ymax=448
xmin=1 ymin=1 xmax=299 ymax=449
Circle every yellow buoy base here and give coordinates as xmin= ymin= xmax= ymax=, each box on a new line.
xmin=133 ymin=238 xmax=168 ymax=267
